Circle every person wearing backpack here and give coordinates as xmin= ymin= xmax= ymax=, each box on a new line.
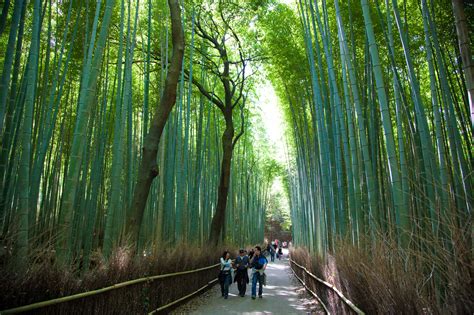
xmin=234 ymin=249 xmax=250 ymax=297
xmin=249 ymin=246 xmax=268 ymax=299
xmin=219 ymin=251 xmax=233 ymax=299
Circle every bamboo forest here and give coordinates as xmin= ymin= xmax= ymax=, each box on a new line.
xmin=0 ymin=0 xmax=472 ymax=313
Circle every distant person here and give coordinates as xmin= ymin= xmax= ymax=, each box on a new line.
xmin=273 ymin=241 xmax=278 ymax=259
xmin=234 ymin=249 xmax=250 ymax=297
xmin=219 ymin=251 xmax=233 ymax=299
xmin=278 ymin=246 xmax=283 ymax=260
xmin=249 ymin=246 xmax=268 ymax=299
xmin=267 ymin=243 xmax=275 ymax=262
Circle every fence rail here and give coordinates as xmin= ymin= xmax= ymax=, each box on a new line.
xmin=1 ymin=263 xmax=220 ymax=314
xmin=148 ymin=278 xmax=218 ymax=314
xmin=289 ymin=258 xmax=365 ymax=315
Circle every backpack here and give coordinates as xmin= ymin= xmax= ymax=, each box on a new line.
xmin=254 ymin=256 xmax=267 ymax=270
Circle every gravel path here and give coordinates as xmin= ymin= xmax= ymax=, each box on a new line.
xmin=171 ymin=250 xmax=324 ymax=314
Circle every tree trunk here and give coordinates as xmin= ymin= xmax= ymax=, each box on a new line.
xmin=126 ymin=0 xmax=184 ymax=246
xmin=209 ymin=116 xmax=234 ymax=246
xmin=452 ymin=0 xmax=474 ymax=126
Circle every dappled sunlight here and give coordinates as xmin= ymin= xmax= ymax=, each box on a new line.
xmin=266 ymin=263 xmax=288 ymax=271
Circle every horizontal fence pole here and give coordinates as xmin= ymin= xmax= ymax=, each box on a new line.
xmin=289 ymin=258 xmax=365 ymax=315
xmin=148 ymin=278 xmax=219 ymax=314
xmin=0 ymin=263 xmax=220 ymax=314
xmin=290 ymin=262 xmax=330 ymax=314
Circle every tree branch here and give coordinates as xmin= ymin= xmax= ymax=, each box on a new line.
xmin=184 ymin=69 xmax=225 ymax=111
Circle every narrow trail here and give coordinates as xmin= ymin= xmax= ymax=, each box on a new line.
xmin=172 ymin=250 xmax=323 ymax=314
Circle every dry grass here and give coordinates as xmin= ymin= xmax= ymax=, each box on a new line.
xmin=290 ymin=234 xmax=473 ymax=315
xmin=0 ymin=244 xmax=235 ymax=314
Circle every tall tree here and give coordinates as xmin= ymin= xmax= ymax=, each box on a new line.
xmin=126 ymin=0 xmax=185 ymax=248
xmin=190 ymin=3 xmax=251 ymax=245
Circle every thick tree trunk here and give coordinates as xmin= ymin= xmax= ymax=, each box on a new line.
xmin=209 ymin=116 xmax=234 ymax=246
xmin=126 ymin=0 xmax=184 ymax=246
xmin=452 ymin=0 xmax=474 ymax=126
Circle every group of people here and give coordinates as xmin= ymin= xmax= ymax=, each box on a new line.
xmin=219 ymin=246 xmax=268 ymax=300
xmin=266 ymin=240 xmax=284 ymax=262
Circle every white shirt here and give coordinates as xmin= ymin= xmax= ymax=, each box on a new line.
xmin=220 ymin=258 xmax=232 ymax=271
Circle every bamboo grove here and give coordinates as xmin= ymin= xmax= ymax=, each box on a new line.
xmin=0 ymin=0 xmax=273 ymax=268
xmin=258 ymin=0 xmax=472 ymax=307
xmin=0 ymin=0 xmax=473 ymax=310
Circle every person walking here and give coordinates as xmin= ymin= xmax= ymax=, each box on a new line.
xmin=272 ymin=241 xmax=278 ymax=259
xmin=219 ymin=251 xmax=233 ymax=299
xmin=249 ymin=246 xmax=268 ymax=299
xmin=268 ymin=242 xmax=275 ymax=262
xmin=234 ymin=249 xmax=249 ymax=297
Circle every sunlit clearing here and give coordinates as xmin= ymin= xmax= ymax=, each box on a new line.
xmin=255 ymin=79 xmax=286 ymax=164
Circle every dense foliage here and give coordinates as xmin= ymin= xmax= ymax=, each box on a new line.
xmin=258 ymin=0 xmax=472 ymax=311
xmin=0 ymin=0 xmax=472 ymax=312
xmin=0 ymin=0 xmax=273 ymax=269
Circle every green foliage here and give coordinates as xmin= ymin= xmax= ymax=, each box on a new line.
xmin=0 ymin=0 xmax=472 ymax=311
xmin=0 ymin=0 xmax=270 ymax=267
xmin=258 ymin=0 xmax=472 ymax=310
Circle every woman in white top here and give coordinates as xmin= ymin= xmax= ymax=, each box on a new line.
xmin=219 ymin=251 xmax=233 ymax=299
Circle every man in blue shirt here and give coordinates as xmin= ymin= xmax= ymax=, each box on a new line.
xmin=234 ymin=249 xmax=250 ymax=297
xmin=249 ymin=246 xmax=268 ymax=299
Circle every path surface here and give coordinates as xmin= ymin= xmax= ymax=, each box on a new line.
xmin=172 ymin=250 xmax=322 ymax=314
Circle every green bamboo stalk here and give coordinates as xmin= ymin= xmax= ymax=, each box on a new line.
xmin=0 ymin=0 xmax=24 ymax=134
xmin=58 ymin=0 xmax=116 ymax=263
xmin=16 ymin=0 xmax=41 ymax=266
xmin=360 ymin=0 xmax=408 ymax=247
xmin=391 ymin=0 xmax=438 ymax=234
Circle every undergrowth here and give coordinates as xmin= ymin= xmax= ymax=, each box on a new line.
xmin=290 ymin=235 xmax=472 ymax=314
xmin=0 ymin=244 xmax=236 ymax=314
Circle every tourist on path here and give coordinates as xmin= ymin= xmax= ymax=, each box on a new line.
xmin=234 ymin=249 xmax=250 ymax=297
xmin=219 ymin=251 xmax=233 ymax=299
xmin=268 ymin=243 xmax=275 ymax=262
xmin=249 ymin=246 xmax=268 ymax=299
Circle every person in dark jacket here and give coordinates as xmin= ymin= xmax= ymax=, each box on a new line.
xmin=233 ymin=249 xmax=250 ymax=297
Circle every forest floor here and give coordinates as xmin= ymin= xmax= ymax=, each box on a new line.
xmin=171 ymin=249 xmax=324 ymax=314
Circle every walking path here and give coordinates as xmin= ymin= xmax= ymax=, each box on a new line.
xmin=172 ymin=250 xmax=323 ymax=314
